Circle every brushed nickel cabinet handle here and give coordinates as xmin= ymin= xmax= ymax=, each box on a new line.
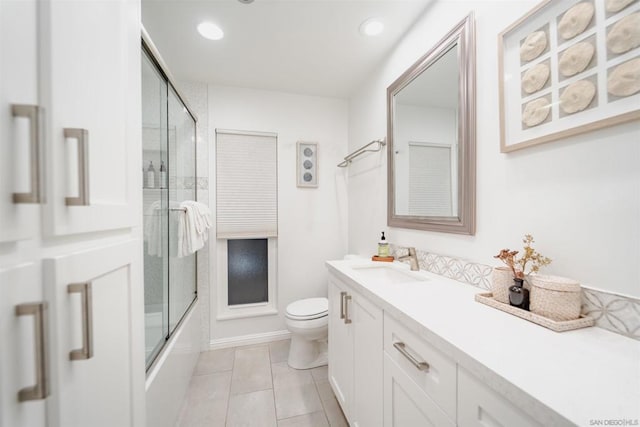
xmin=339 ymin=291 xmax=346 ymax=319
xmin=344 ymin=294 xmax=352 ymax=324
xmin=393 ymin=342 xmax=429 ymax=372
xmin=68 ymin=282 xmax=93 ymax=360
xmin=15 ymin=302 xmax=50 ymax=401
xmin=64 ymin=128 xmax=90 ymax=206
xmin=12 ymin=104 xmax=45 ymax=204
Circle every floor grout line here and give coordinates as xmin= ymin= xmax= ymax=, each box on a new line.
xmin=312 ymin=378 xmax=332 ymax=426
xmin=223 ymin=347 xmax=239 ymax=427
xmin=182 ymin=341 xmax=345 ymax=427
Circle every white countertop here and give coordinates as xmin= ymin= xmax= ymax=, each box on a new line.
xmin=326 ymin=259 xmax=640 ymax=427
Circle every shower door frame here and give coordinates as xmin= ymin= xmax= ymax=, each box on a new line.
xmin=142 ymin=27 xmax=199 ymax=372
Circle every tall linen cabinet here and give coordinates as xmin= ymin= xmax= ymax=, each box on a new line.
xmin=0 ymin=1 xmax=145 ymax=427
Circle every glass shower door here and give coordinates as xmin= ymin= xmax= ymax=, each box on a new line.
xmin=142 ymin=49 xmax=169 ymax=367
xmin=167 ymin=85 xmax=197 ymax=333
xmin=142 ymin=43 xmax=198 ymax=370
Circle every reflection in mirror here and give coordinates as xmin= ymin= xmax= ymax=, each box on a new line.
xmin=387 ymin=13 xmax=475 ymax=235
xmin=394 ymin=45 xmax=459 ymax=217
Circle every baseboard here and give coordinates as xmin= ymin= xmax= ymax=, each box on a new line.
xmin=209 ymin=330 xmax=292 ymax=350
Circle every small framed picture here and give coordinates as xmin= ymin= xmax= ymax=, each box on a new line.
xmin=296 ymin=141 xmax=318 ymax=188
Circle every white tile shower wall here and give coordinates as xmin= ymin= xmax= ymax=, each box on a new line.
xmin=207 ymin=85 xmax=349 ymax=343
xmin=178 ymin=81 xmax=211 ymax=350
xmin=348 ymin=1 xmax=640 ymax=299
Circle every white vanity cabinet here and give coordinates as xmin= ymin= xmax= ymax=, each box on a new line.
xmin=40 ymin=0 xmax=140 ymax=236
xmin=328 ymin=275 xmax=383 ymax=427
xmin=1 ymin=0 xmax=140 ymax=240
xmin=325 ymin=261 xmax=604 ymax=427
xmin=383 ymin=313 xmax=456 ymax=427
xmin=44 ymin=241 xmax=143 ymax=427
xmin=0 ymin=1 xmax=144 ymax=427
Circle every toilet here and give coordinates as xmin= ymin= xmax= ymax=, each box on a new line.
xmin=285 ymin=297 xmax=329 ymax=369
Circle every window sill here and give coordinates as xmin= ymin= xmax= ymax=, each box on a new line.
xmin=216 ymin=307 xmax=279 ymax=321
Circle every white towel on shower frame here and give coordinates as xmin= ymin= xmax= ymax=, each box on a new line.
xmin=177 ymin=200 xmax=212 ymax=257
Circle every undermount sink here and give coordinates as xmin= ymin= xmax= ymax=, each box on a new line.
xmin=350 ymin=264 xmax=428 ymax=284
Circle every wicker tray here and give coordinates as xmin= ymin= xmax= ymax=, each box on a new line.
xmin=475 ymin=293 xmax=595 ymax=332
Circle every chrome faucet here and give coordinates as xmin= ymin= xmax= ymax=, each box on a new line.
xmin=398 ymin=247 xmax=419 ymax=271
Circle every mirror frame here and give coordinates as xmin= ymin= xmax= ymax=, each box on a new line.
xmin=387 ymin=13 xmax=476 ymax=235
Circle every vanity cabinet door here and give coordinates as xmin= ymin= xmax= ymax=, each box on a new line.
xmin=39 ymin=0 xmax=140 ymax=236
xmin=43 ymin=241 xmax=144 ymax=427
xmin=384 ymin=312 xmax=456 ymax=420
xmin=328 ymin=278 xmax=353 ymax=419
xmin=0 ymin=0 xmax=41 ymax=243
xmin=384 ymin=353 xmax=455 ymax=427
xmin=328 ymin=275 xmax=383 ymax=427
xmin=457 ymin=368 xmax=542 ymax=427
xmin=352 ymin=289 xmax=383 ymax=427
xmin=0 ymin=263 xmax=47 ymax=427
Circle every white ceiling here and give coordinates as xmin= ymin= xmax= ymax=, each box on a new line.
xmin=142 ymin=0 xmax=431 ymax=98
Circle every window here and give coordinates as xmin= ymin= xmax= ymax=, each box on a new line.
xmin=227 ymin=238 xmax=268 ymax=306
xmin=215 ymin=130 xmax=278 ymax=319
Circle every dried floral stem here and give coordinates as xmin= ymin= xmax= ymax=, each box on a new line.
xmin=494 ymin=249 xmax=522 ymax=278
xmin=494 ymin=234 xmax=552 ymax=279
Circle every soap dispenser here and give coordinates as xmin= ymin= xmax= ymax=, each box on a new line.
xmin=147 ymin=161 xmax=156 ymax=189
xmin=378 ymin=232 xmax=389 ymax=257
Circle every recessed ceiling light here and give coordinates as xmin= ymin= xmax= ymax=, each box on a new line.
xmin=359 ymin=18 xmax=384 ymax=36
xmin=197 ymin=22 xmax=224 ymax=40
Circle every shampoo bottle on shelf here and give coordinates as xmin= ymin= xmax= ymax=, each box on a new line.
xmin=159 ymin=160 xmax=166 ymax=188
xmin=378 ymin=231 xmax=389 ymax=257
xmin=147 ymin=161 xmax=155 ymax=189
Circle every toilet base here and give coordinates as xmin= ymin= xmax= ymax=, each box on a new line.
xmin=287 ymin=336 xmax=328 ymax=370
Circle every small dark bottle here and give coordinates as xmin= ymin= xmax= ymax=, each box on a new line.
xmin=159 ymin=161 xmax=167 ymax=188
xmin=509 ymin=277 xmax=530 ymax=311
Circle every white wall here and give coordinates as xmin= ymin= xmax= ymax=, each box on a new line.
xmin=208 ymin=85 xmax=349 ymax=342
xmin=348 ymin=0 xmax=640 ymax=297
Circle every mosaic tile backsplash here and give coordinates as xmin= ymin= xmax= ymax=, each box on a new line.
xmin=390 ymin=245 xmax=640 ymax=340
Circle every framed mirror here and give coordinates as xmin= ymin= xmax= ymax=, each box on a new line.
xmin=387 ymin=13 xmax=476 ymax=235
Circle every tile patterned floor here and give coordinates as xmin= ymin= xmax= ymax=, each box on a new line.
xmin=176 ymin=340 xmax=349 ymax=427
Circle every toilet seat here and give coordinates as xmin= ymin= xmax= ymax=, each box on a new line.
xmin=286 ymin=297 xmax=328 ymax=321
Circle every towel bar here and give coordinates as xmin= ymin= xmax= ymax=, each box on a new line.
xmin=337 ymin=138 xmax=386 ymax=167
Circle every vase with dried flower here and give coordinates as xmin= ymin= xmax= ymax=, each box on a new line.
xmin=493 ymin=234 xmax=552 ymax=310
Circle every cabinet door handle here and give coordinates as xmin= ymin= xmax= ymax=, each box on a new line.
xmin=393 ymin=342 xmax=429 ymax=372
xmin=12 ymin=104 xmax=45 ymax=204
xmin=68 ymin=282 xmax=93 ymax=360
xmin=15 ymin=302 xmax=50 ymax=401
xmin=339 ymin=291 xmax=346 ymax=319
xmin=64 ymin=128 xmax=90 ymax=206
xmin=344 ymin=294 xmax=352 ymax=324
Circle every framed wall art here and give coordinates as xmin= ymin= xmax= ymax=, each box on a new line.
xmin=498 ymin=0 xmax=640 ymax=152
xmin=296 ymin=141 xmax=318 ymax=188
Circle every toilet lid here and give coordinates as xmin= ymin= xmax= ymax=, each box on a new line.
xmin=286 ymin=297 xmax=328 ymax=320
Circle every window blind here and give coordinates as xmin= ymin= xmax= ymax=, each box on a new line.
xmin=408 ymin=142 xmax=452 ymax=217
xmin=216 ymin=130 xmax=278 ymax=238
